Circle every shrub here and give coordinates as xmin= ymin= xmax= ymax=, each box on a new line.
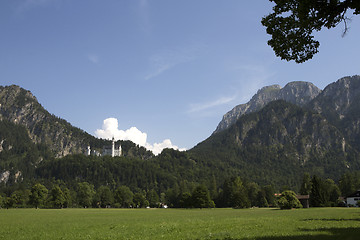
xmin=277 ymin=190 xmax=302 ymax=210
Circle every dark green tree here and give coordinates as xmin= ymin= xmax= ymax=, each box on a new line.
xmin=4 ymin=196 xmax=14 ymax=209
xmin=178 ymin=192 xmax=192 ymax=208
xmin=146 ymin=189 xmax=159 ymax=208
xmin=77 ymin=182 xmax=95 ymax=208
xmin=29 ymin=183 xmax=48 ymax=209
xmin=310 ymin=175 xmax=328 ymax=207
xmin=246 ymin=182 xmax=261 ymax=207
xmin=221 ymin=177 xmax=250 ymax=208
xmin=97 ymin=186 xmax=114 ymax=208
xmin=256 ymin=190 xmax=269 ymax=208
xmin=10 ymin=190 xmax=29 ymax=208
xmin=262 ymin=185 xmax=275 ymax=206
xmin=165 ymin=184 xmax=180 ymax=207
xmin=49 ymin=186 xmax=65 ymax=208
xmin=209 ymin=174 xmax=218 ymax=200
xmin=191 ymin=185 xmax=214 ymax=208
xmin=339 ymin=172 xmax=359 ymax=196
xmin=0 ymin=194 xmax=3 ymax=208
xmin=133 ymin=192 xmax=147 ymax=208
xmin=114 ymin=186 xmax=131 ymax=207
xmin=262 ymin=0 xmax=360 ymax=63
xmin=325 ymin=179 xmax=341 ymax=206
xmin=299 ymin=172 xmax=312 ymax=195
xmin=62 ymin=187 xmax=72 ymax=208
xmin=114 ymin=186 xmax=133 ymax=208
xmin=277 ymin=190 xmax=302 ymax=209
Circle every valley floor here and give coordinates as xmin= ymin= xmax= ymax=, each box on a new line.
xmin=0 ymin=207 xmax=359 ymax=239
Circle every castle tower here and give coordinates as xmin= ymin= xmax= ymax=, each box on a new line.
xmin=111 ymin=137 xmax=115 ymax=157
xmin=87 ymin=146 xmax=91 ymax=156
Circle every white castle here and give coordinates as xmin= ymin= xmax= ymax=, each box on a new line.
xmin=86 ymin=137 xmax=122 ymax=157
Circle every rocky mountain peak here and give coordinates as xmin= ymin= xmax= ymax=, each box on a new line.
xmin=213 ymin=81 xmax=321 ymax=134
xmin=0 ymin=85 xmax=87 ymax=157
xmin=0 ymin=85 xmax=37 ymax=104
xmin=280 ymin=81 xmax=322 ymax=105
xmin=0 ymin=85 xmax=41 ymax=124
xmin=311 ymin=75 xmax=360 ymax=116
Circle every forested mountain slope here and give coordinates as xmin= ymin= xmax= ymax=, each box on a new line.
xmin=0 ymin=85 xmax=101 ymax=157
xmin=190 ymin=100 xmax=359 ymax=188
xmin=191 ymin=76 xmax=360 ymax=188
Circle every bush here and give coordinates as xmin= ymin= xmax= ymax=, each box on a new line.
xmin=277 ymin=190 xmax=302 ymax=210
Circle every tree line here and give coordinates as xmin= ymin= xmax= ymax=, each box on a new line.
xmin=1 ymin=171 xmax=359 ymax=209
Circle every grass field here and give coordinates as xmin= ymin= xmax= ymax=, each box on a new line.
xmin=0 ymin=207 xmax=359 ymax=240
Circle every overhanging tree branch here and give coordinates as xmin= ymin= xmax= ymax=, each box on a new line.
xmin=262 ymin=0 xmax=359 ymax=63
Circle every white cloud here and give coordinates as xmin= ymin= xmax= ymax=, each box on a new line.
xmin=145 ymin=139 xmax=186 ymax=156
xmin=95 ymin=118 xmax=185 ymax=155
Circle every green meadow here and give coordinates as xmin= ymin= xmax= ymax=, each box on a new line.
xmin=0 ymin=208 xmax=359 ymax=240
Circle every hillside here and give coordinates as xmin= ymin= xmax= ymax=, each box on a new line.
xmin=0 ymin=85 xmax=154 ymax=186
xmin=0 ymin=85 xmax=152 ymax=159
xmin=190 ymin=75 xmax=360 ymax=188
xmin=190 ymin=100 xmax=359 ymax=188
xmin=309 ymin=75 xmax=360 ymax=152
xmin=0 ymin=119 xmax=51 ymax=183
xmin=0 ymin=85 xmax=99 ymax=157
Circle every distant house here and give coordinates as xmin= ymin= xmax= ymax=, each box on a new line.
xmin=346 ymin=190 xmax=360 ymax=207
xmin=296 ymin=195 xmax=310 ymax=208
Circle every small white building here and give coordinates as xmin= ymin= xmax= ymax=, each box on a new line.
xmin=102 ymin=137 xmax=121 ymax=157
xmin=346 ymin=190 xmax=360 ymax=207
xmin=86 ymin=137 xmax=121 ymax=157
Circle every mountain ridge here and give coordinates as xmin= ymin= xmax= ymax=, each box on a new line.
xmin=214 ymin=81 xmax=322 ymax=134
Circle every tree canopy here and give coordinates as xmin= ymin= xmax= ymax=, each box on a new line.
xmin=262 ymin=0 xmax=360 ymax=63
xmin=29 ymin=183 xmax=48 ymax=209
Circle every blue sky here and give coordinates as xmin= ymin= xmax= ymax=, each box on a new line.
xmin=1 ymin=0 xmax=360 ymax=154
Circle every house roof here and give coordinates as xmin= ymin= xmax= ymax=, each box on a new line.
xmin=296 ymin=195 xmax=310 ymax=200
xmin=346 ymin=190 xmax=360 ymax=198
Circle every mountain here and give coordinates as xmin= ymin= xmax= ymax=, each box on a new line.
xmin=0 ymin=85 xmax=153 ymax=158
xmin=308 ymin=75 xmax=360 ymax=152
xmin=0 ymin=85 xmax=93 ymax=157
xmin=2 ymin=76 xmax=360 ymax=191
xmin=0 ymin=119 xmax=51 ymax=183
xmin=214 ymin=81 xmax=321 ymax=134
xmin=190 ymin=75 xmax=360 ymax=188
xmin=190 ymin=100 xmax=358 ymax=188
